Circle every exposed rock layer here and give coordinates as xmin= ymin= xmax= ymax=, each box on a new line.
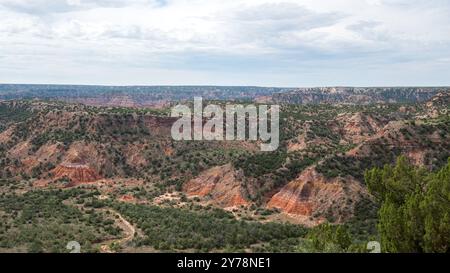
xmin=52 ymin=164 xmax=102 ymax=185
xmin=183 ymin=164 xmax=249 ymax=208
xmin=267 ymin=167 xmax=367 ymax=223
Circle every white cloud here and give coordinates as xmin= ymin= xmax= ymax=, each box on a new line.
xmin=0 ymin=0 xmax=449 ymax=86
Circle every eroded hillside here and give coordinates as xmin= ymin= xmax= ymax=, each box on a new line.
xmin=0 ymin=92 xmax=448 ymax=252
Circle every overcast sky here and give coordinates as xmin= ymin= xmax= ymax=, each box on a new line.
xmin=0 ymin=0 xmax=449 ymax=86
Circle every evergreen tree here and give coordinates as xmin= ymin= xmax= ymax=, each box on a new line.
xmin=365 ymin=156 xmax=450 ymax=253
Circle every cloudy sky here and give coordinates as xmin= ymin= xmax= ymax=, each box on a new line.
xmin=0 ymin=0 xmax=449 ymax=86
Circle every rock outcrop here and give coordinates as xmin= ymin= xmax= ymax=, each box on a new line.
xmin=267 ymin=167 xmax=368 ymax=223
xmin=337 ymin=112 xmax=386 ymax=143
xmin=52 ymin=163 xmax=102 ymax=186
xmin=424 ymin=92 xmax=450 ymax=118
xmin=183 ymin=164 xmax=249 ymax=208
xmin=51 ymin=142 xmax=103 ymax=185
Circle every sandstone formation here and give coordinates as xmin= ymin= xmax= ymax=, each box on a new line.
xmin=267 ymin=167 xmax=367 ymax=223
xmin=183 ymin=164 xmax=249 ymax=208
xmin=52 ymin=163 xmax=102 ymax=185
xmin=51 ymin=142 xmax=103 ymax=185
xmin=337 ymin=112 xmax=386 ymax=143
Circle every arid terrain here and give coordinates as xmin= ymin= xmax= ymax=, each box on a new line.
xmin=0 ymin=85 xmax=448 ymax=253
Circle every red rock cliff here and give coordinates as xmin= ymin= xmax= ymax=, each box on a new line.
xmin=183 ymin=164 xmax=249 ymax=208
xmin=267 ymin=167 xmax=368 ymax=223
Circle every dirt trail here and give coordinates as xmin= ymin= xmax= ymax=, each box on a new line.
xmin=100 ymin=210 xmax=135 ymax=253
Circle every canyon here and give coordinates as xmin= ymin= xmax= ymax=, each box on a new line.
xmin=0 ymin=89 xmax=448 ymax=228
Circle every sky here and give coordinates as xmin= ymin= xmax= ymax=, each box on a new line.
xmin=0 ymin=0 xmax=449 ymax=87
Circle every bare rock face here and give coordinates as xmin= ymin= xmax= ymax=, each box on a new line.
xmin=52 ymin=164 xmax=102 ymax=186
xmin=424 ymin=92 xmax=450 ymax=118
xmin=183 ymin=164 xmax=249 ymax=208
xmin=267 ymin=167 xmax=368 ymax=223
xmin=52 ymin=142 xmax=103 ymax=186
xmin=337 ymin=112 xmax=386 ymax=143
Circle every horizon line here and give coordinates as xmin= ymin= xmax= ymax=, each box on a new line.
xmin=1 ymin=82 xmax=450 ymax=89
